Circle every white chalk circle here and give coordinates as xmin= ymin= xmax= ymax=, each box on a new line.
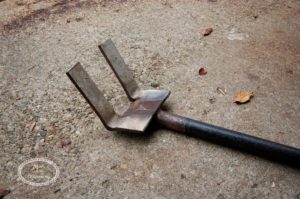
xmin=18 ymin=158 xmax=60 ymax=187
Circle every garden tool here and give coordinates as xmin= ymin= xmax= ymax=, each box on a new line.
xmin=67 ymin=39 xmax=300 ymax=168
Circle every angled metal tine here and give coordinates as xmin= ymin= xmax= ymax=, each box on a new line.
xmin=99 ymin=39 xmax=141 ymax=101
xmin=66 ymin=62 xmax=117 ymax=130
xmin=67 ymin=62 xmax=169 ymax=133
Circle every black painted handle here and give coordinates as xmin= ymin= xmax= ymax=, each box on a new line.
xmin=156 ymin=110 xmax=300 ymax=168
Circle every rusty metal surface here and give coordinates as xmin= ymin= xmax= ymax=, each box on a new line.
xmin=99 ymin=39 xmax=141 ymax=101
xmin=66 ymin=62 xmax=116 ymax=130
xmin=67 ymin=40 xmax=170 ymax=132
xmin=156 ymin=110 xmax=186 ymax=133
xmin=112 ymin=89 xmax=170 ymax=132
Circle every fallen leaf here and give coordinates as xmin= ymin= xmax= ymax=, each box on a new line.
xmin=202 ymin=27 xmax=213 ymax=36
xmin=0 ymin=187 xmax=10 ymax=198
xmin=199 ymin=67 xmax=207 ymax=75
xmin=234 ymin=91 xmax=254 ymax=104
xmin=29 ymin=121 xmax=36 ymax=132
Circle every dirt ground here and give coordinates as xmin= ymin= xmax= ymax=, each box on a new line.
xmin=1 ymin=0 xmax=300 ymax=198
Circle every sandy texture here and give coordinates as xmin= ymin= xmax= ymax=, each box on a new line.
xmin=1 ymin=0 xmax=300 ymax=198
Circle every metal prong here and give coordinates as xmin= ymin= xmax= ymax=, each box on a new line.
xmin=99 ymin=39 xmax=140 ymax=101
xmin=66 ymin=63 xmax=116 ymax=130
xmin=67 ymin=41 xmax=170 ymax=133
xmin=67 ymin=62 xmax=170 ymax=133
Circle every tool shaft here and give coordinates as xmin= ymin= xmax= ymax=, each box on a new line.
xmin=156 ymin=110 xmax=300 ymax=168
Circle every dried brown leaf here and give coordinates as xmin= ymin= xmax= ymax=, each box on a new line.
xmin=29 ymin=121 xmax=36 ymax=132
xmin=202 ymin=27 xmax=213 ymax=36
xmin=234 ymin=91 xmax=254 ymax=104
xmin=199 ymin=67 xmax=207 ymax=75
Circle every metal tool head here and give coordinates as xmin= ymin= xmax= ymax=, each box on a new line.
xmin=67 ymin=39 xmax=170 ymax=133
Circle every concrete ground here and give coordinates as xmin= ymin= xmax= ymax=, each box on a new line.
xmin=0 ymin=0 xmax=300 ymax=198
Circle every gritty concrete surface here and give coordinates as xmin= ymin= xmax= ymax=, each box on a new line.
xmin=1 ymin=0 xmax=300 ymax=198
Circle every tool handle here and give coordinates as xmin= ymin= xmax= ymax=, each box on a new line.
xmin=156 ymin=110 xmax=300 ymax=168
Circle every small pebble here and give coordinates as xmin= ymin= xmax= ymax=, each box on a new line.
xmin=180 ymin=173 xmax=186 ymax=179
xmin=39 ymin=130 xmax=47 ymax=138
xmin=209 ymin=97 xmax=216 ymax=104
xmin=187 ymin=86 xmax=191 ymax=92
xmin=54 ymin=188 xmax=61 ymax=193
xmin=150 ymin=82 xmax=159 ymax=88
xmin=271 ymin=182 xmax=276 ymax=188
xmin=75 ymin=17 xmax=83 ymax=22
xmin=110 ymin=164 xmax=118 ymax=170
xmin=105 ymin=93 xmax=113 ymax=101
xmin=286 ymin=69 xmax=293 ymax=74
xmin=217 ymin=193 xmax=226 ymax=199
xmin=75 ymin=130 xmax=81 ymax=136
xmin=203 ymin=109 xmax=209 ymax=115
xmin=47 ymin=135 xmax=54 ymax=141
xmin=251 ymin=183 xmax=258 ymax=188
xmin=101 ymin=179 xmax=110 ymax=188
